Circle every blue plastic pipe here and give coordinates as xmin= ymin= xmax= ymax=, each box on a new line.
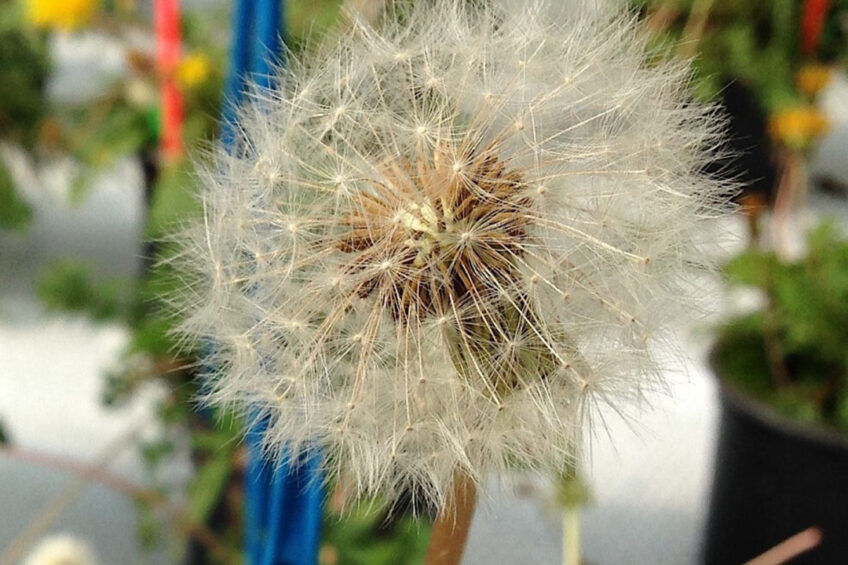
xmin=220 ymin=0 xmax=252 ymax=148
xmin=221 ymin=2 xmax=324 ymax=564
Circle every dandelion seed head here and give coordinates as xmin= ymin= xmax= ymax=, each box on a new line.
xmin=174 ymin=0 xmax=732 ymax=507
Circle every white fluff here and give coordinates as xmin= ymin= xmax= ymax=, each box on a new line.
xmin=172 ymin=0 xmax=732 ymax=509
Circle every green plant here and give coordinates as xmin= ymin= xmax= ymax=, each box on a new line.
xmin=321 ymin=500 xmax=431 ymax=565
xmin=716 ymin=222 xmax=848 ymax=434
xmin=638 ymin=0 xmax=848 ymax=112
xmin=0 ymin=0 xmax=49 ymax=148
xmin=0 ymin=162 xmax=33 ymax=231
xmin=0 ymin=0 xmax=49 ymax=232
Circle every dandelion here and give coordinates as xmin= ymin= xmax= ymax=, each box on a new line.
xmin=174 ymin=0 xmax=729 ymax=519
xmin=25 ymin=0 xmax=97 ymax=31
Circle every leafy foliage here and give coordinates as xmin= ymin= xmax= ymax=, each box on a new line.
xmin=692 ymin=1 xmax=804 ymax=110
xmin=716 ymin=223 xmax=848 ymax=433
xmin=62 ymin=100 xmax=154 ymax=170
xmin=0 ymin=0 xmax=48 ymax=232
xmin=287 ymin=0 xmax=344 ymax=53
xmin=0 ymin=0 xmax=49 ymax=148
xmin=637 ymin=0 xmax=848 ymax=112
xmin=36 ymin=260 xmax=132 ymax=320
xmin=321 ymin=501 xmax=430 ymax=565
xmin=0 ymin=160 xmax=32 ymax=231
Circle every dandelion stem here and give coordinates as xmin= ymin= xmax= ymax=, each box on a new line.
xmin=424 ymin=470 xmax=477 ymax=565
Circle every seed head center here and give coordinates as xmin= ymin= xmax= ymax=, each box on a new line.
xmin=336 ymin=141 xmax=532 ymax=323
xmin=398 ymin=200 xmax=458 ymax=267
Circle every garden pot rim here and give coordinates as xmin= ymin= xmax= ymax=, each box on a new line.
xmin=708 ymin=344 xmax=848 ymax=452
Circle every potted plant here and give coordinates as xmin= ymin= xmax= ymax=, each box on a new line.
xmin=704 ymin=222 xmax=848 ymax=564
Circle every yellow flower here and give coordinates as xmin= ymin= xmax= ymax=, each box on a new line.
xmin=26 ymin=0 xmax=97 ymax=31
xmin=769 ymin=107 xmax=830 ymax=150
xmin=796 ymin=64 xmax=833 ymax=98
xmin=176 ymin=54 xmax=213 ymax=89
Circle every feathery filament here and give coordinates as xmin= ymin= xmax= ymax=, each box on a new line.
xmin=173 ymin=0 xmax=731 ymax=507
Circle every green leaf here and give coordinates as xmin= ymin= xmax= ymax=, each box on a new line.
xmin=717 ymin=222 xmax=848 ymax=433
xmin=140 ymin=439 xmax=175 ymax=468
xmin=186 ymin=449 xmax=233 ymax=524
xmin=129 ymin=317 xmax=177 ymax=356
xmin=135 ymin=500 xmax=163 ymax=550
xmin=146 ymin=162 xmax=201 ymax=239
xmin=323 ymin=499 xmax=431 ymax=565
xmin=0 ymin=7 xmax=49 ymax=148
xmin=287 ymin=0 xmax=344 ymax=51
xmin=0 ymin=160 xmax=32 ymax=231
xmin=36 ymin=260 xmax=131 ymax=321
xmin=715 ymin=318 xmax=772 ymax=393
xmin=71 ymin=104 xmax=152 ymax=169
xmin=723 ymin=250 xmax=778 ymax=289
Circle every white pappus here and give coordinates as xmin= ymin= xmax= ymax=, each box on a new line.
xmin=172 ymin=0 xmax=732 ymax=510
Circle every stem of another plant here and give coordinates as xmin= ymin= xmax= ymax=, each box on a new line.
xmin=424 ymin=470 xmax=477 ymax=565
xmin=744 ymin=527 xmax=822 ymax=565
xmin=0 ymin=426 xmax=138 ymax=565
xmin=678 ymin=0 xmax=716 ymax=59
xmin=763 ymin=297 xmax=791 ymax=389
xmin=563 ymin=504 xmax=581 ymax=565
xmin=0 ymin=444 xmax=239 ymax=564
xmin=772 ymin=150 xmax=805 ymax=261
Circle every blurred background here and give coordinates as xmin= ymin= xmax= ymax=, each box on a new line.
xmin=1 ymin=0 xmax=847 ymax=564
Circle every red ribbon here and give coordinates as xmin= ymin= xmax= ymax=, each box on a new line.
xmin=154 ymin=0 xmax=184 ymax=161
xmin=801 ymin=0 xmax=830 ymax=57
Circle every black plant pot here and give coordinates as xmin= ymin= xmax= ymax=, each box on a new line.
xmin=703 ymin=354 xmax=848 ymax=564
